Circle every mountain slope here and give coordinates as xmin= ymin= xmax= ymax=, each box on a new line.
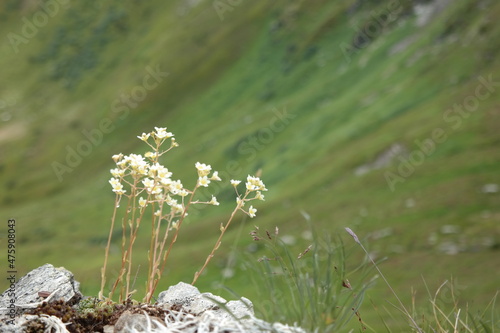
xmin=1 ymin=0 xmax=499 ymax=330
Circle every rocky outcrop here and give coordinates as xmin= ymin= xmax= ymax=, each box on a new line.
xmin=113 ymin=281 xmax=305 ymax=333
xmin=0 ymin=265 xmax=306 ymax=333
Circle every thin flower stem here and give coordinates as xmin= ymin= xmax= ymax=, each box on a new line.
xmin=151 ymin=207 xmax=163 ymax=286
xmin=192 ymin=191 xmax=248 ymax=285
xmin=145 ymin=200 xmax=157 ymax=300
xmin=125 ymin=183 xmax=138 ymax=298
xmin=149 ymin=146 xmax=163 ymax=288
xmin=146 ymin=186 xmax=198 ymax=303
xmin=99 ymin=194 xmax=121 ymax=300
xmin=191 ymin=206 xmax=237 ymax=285
xmin=125 ymin=182 xmax=146 ymax=298
xmin=154 ymin=211 xmax=176 ymax=282
xmin=110 ymin=193 xmax=134 ymax=301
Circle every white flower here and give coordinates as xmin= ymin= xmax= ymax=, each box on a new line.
xmin=139 ymin=197 xmax=147 ymax=208
xmin=230 ymin=180 xmax=241 ymax=187
xmin=169 ymin=180 xmax=183 ymax=194
xmin=248 ymin=206 xmax=257 ymax=218
xmin=195 ymin=162 xmax=212 ymax=177
xmin=246 ymin=175 xmax=267 ymax=191
xmin=124 ymin=154 xmax=149 ymax=176
xmin=157 ymin=166 xmax=172 ymax=179
xmin=151 ymin=186 xmax=162 ymax=195
xmin=116 ymin=159 xmax=127 ymax=169
xmin=172 ymin=203 xmax=184 ymax=214
xmin=198 ymin=176 xmax=210 ymax=187
xmin=236 ymin=197 xmax=244 ymax=207
xmin=178 ymin=189 xmax=189 ymax=197
xmin=165 ymin=195 xmax=176 ymax=206
xmin=135 ymin=163 xmax=148 ymax=176
xmin=110 ymin=168 xmax=125 ymax=178
xmin=113 ymin=185 xmax=125 ymax=195
xmin=160 ymin=177 xmax=172 ymax=186
xmin=148 ymin=163 xmax=159 ymax=177
xmin=255 ymin=191 xmax=265 ymax=201
xmin=245 ymin=175 xmax=257 ymax=190
xmin=109 ymin=178 xmax=126 ymax=195
xmin=171 ymin=221 xmax=179 ymax=230
xmin=144 ymin=151 xmax=158 ymax=159
xmin=142 ymin=178 xmax=155 ymax=189
xmin=112 ymin=153 xmax=123 ymax=163
xmin=154 ymin=210 xmax=161 ymax=217
xmin=143 ymin=178 xmax=161 ymax=194
xmin=149 ymin=163 xmax=170 ymax=178
xmin=154 ymin=127 xmax=173 ymax=139
xmin=126 ymin=153 xmax=145 ymax=165
xmin=138 ymin=133 xmax=150 ymax=141
xmin=209 ymin=196 xmax=219 ymax=206
xmin=210 ymin=171 xmax=221 ymax=181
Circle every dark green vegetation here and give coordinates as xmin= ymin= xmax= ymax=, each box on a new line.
xmin=1 ymin=0 xmax=499 ymax=331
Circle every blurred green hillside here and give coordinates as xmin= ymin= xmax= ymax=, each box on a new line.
xmin=1 ymin=0 xmax=499 ymax=330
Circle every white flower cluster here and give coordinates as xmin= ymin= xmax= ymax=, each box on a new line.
xmin=232 ymin=175 xmax=267 ymax=218
xmin=102 ymin=126 xmax=272 ymax=301
xmin=195 ymin=162 xmax=221 ymax=188
xmin=108 ymin=127 xmax=223 ymax=220
xmin=138 ymin=126 xmax=174 ymax=142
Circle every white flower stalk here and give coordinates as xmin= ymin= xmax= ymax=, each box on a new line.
xmin=102 ymin=125 xmax=269 ymax=304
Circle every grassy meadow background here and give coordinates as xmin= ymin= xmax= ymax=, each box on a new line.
xmin=1 ymin=0 xmax=499 ymax=331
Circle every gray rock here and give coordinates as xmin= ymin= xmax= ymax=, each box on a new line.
xmin=225 ymin=297 xmax=253 ymax=319
xmin=0 ymin=264 xmax=82 ymax=318
xmin=154 ymin=283 xmax=306 ymax=332
xmin=157 ymin=282 xmax=253 ymax=319
xmin=157 ymin=282 xmax=199 ymax=308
